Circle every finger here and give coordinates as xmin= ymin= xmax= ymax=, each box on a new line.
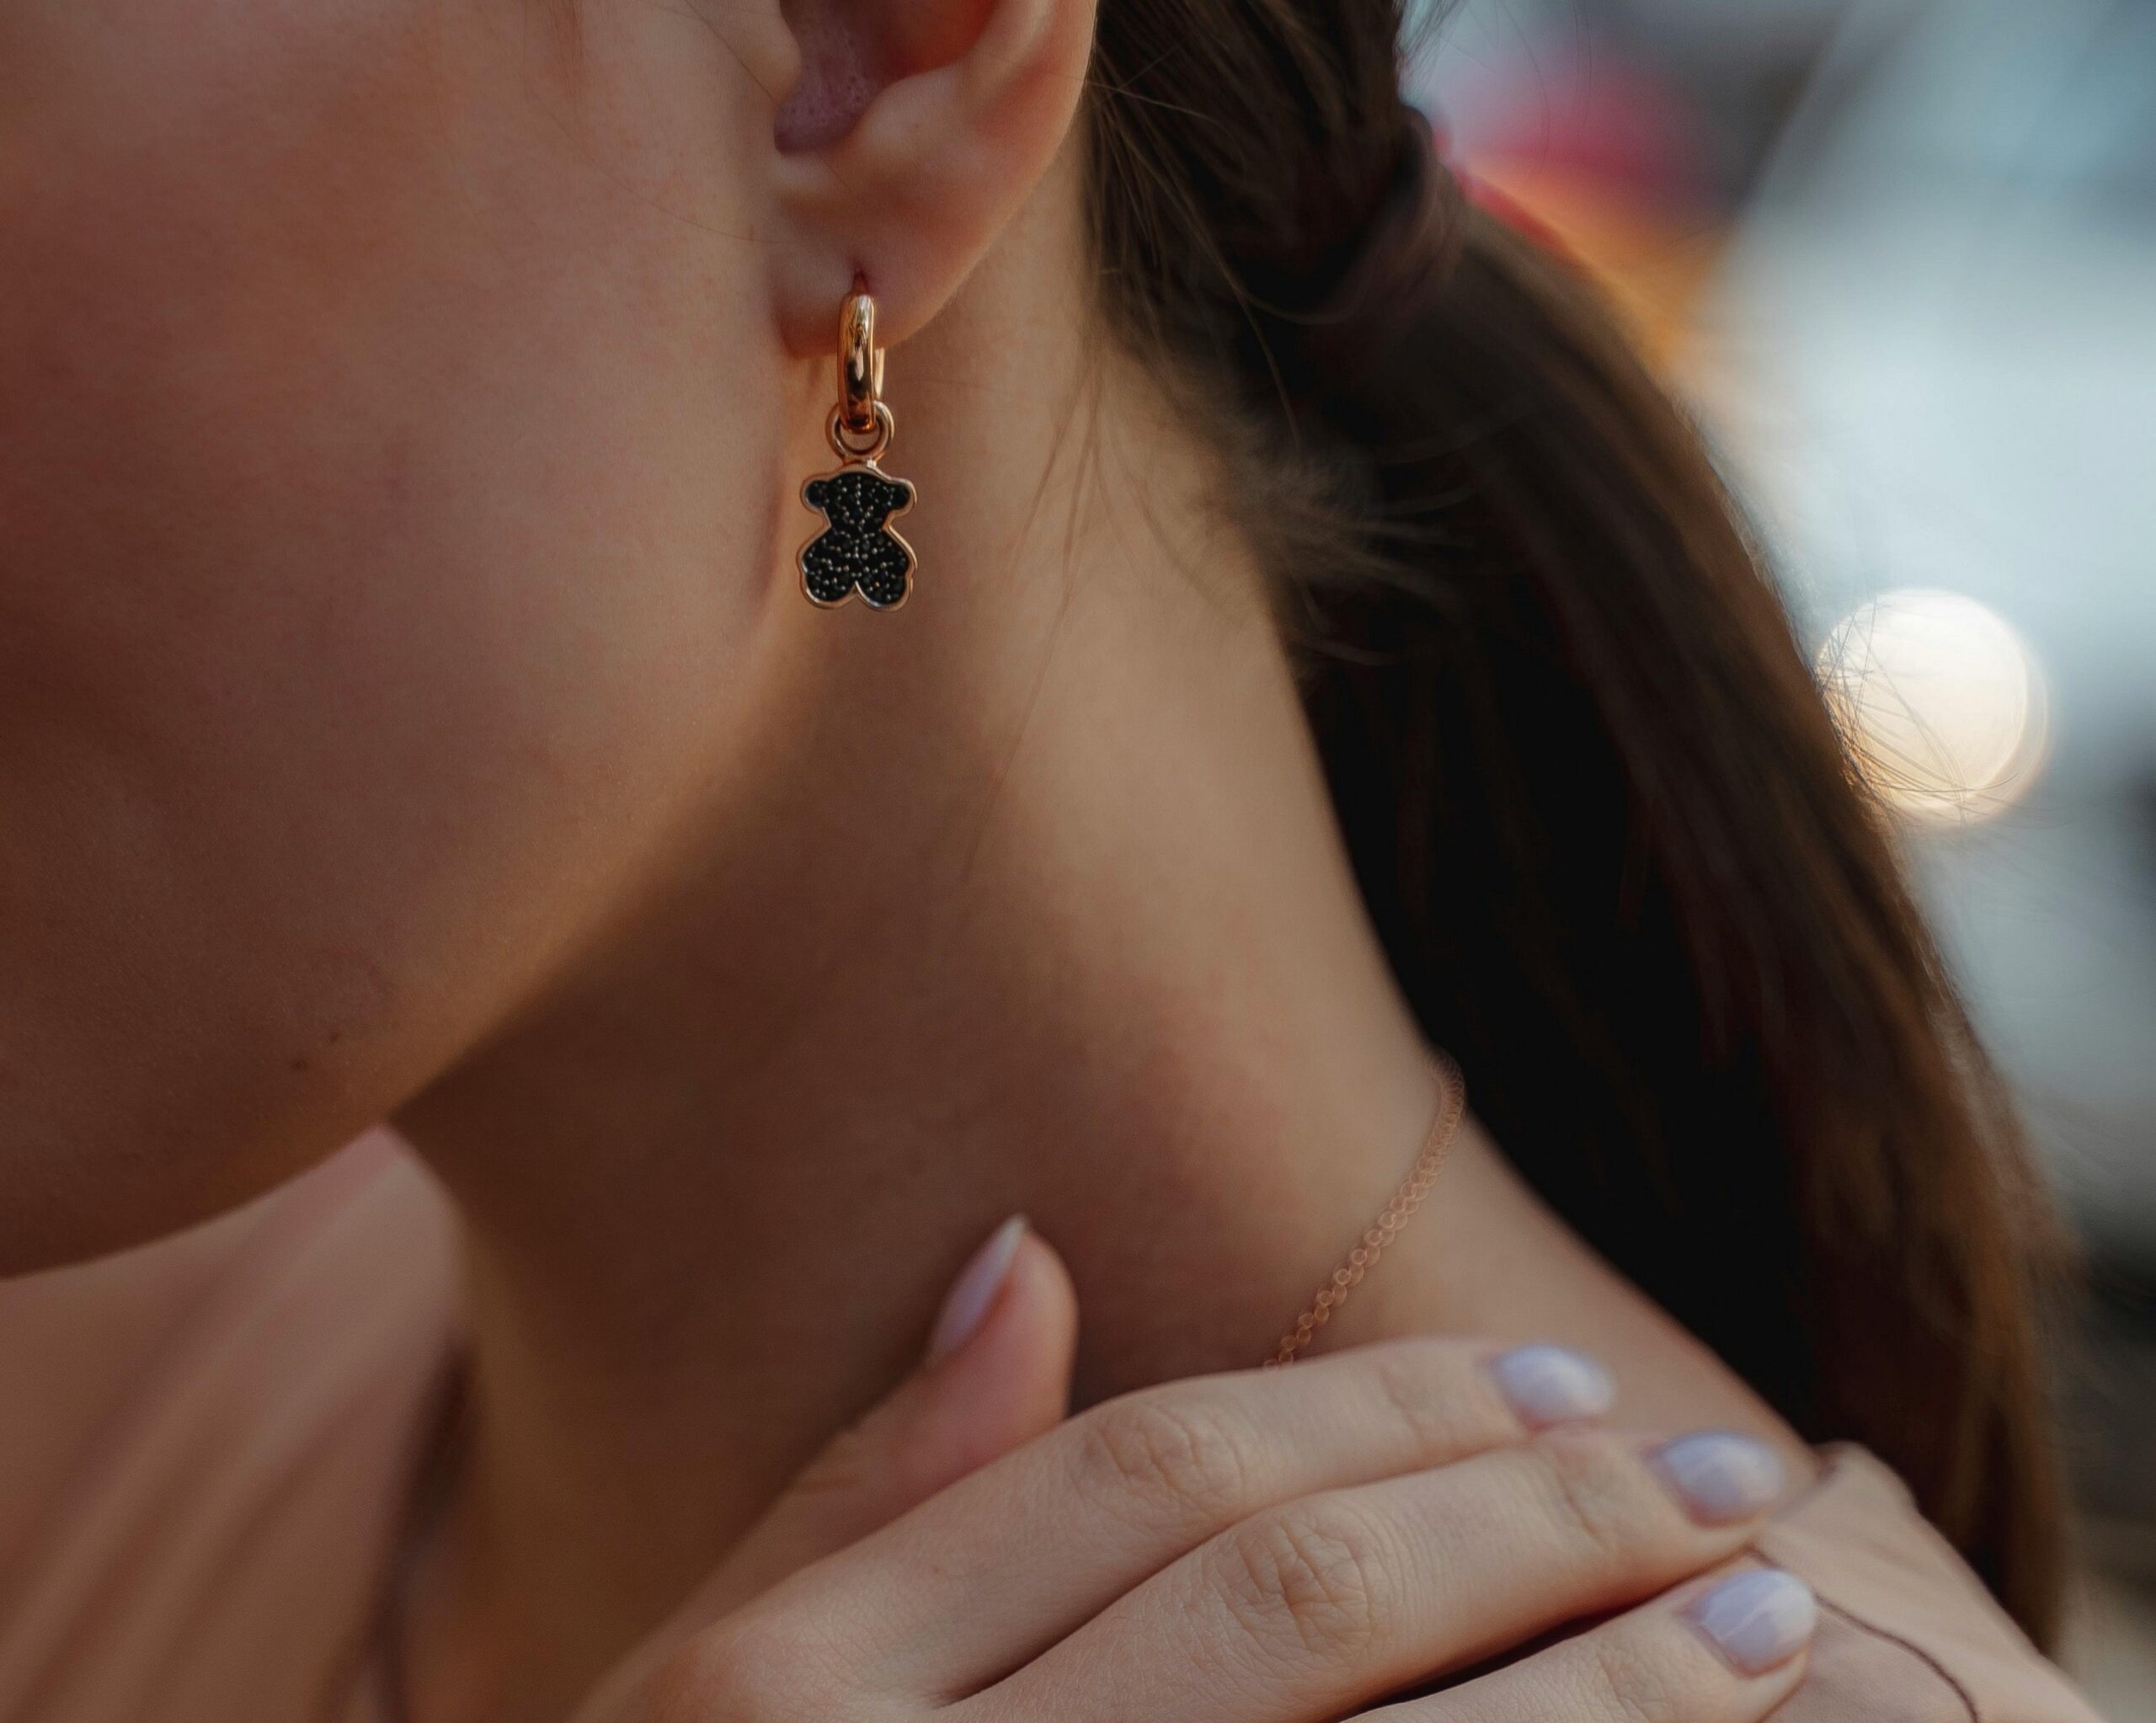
xmin=718 ymin=1219 xmax=1078 ymax=1603
xmin=1390 ymin=1563 xmax=1817 ymax=1723
xmin=782 ymin=1336 xmax=1614 ymax=1697
xmin=978 ymin=1425 xmax=1790 ymax=1723
xmin=568 ymin=1220 xmax=1075 ymax=1723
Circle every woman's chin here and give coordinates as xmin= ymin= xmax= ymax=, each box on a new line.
xmin=0 ymin=1112 xmax=341 ymax=1281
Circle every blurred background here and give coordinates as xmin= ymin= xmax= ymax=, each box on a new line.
xmin=1406 ymin=0 xmax=2156 ymax=1710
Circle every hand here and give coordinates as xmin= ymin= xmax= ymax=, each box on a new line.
xmin=574 ymin=1220 xmax=1817 ymax=1723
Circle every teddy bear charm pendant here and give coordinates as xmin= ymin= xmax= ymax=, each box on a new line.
xmin=798 ymin=285 xmax=917 ymax=611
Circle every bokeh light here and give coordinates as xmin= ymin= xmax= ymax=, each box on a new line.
xmin=1815 ymin=589 xmax=2050 ymax=825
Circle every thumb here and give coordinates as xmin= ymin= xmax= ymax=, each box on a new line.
xmin=707 ymin=1217 xmax=1077 ymax=1604
xmin=570 ymin=1221 xmax=1076 ymax=1723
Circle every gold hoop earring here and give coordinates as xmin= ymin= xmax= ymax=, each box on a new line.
xmin=798 ymin=285 xmax=917 ymax=611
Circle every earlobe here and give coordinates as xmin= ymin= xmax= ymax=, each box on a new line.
xmin=762 ymin=0 xmax=1097 ymax=355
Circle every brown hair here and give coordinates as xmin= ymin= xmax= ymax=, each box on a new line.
xmin=1086 ymin=0 xmax=2069 ymax=1641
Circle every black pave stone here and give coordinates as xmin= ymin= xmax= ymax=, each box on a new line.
xmin=802 ymin=466 xmax=915 ymax=608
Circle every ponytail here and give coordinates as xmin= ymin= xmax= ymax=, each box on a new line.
xmin=1089 ymin=0 xmax=2068 ymax=1640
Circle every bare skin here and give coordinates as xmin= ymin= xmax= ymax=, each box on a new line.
xmin=392 ymin=141 xmax=1815 ymax=1723
xmin=0 ymin=2 xmax=1815 ymax=1720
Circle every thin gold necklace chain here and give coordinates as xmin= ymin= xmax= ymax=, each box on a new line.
xmin=1263 ymin=1050 xmax=1467 ymax=1368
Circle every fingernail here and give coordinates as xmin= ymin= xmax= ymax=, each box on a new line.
xmin=1689 ymin=1569 xmax=1817 ymax=1675
xmin=926 ymin=1216 xmax=1027 ymax=1365
xmin=1652 ymin=1431 xmax=1787 ymax=1525
xmin=1489 ymin=1345 xmax=1615 ymax=1427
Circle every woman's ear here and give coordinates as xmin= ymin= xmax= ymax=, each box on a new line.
xmin=762 ymin=0 xmax=1097 ymax=353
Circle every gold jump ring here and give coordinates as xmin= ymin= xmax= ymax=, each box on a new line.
xmin=826 ymin=400 xmax=895 ymax=463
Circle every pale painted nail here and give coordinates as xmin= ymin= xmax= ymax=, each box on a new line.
xmin=1489 ymin=1345 xmax=1616 ymax=1427
xmin=1689 ymin=1569 xmax=1817 ymax=1675
xmin=1652 ymin=1431 xmax=1787 ymax=1525
xmin=926 ymin=1217 xmax=1027 ymax=1364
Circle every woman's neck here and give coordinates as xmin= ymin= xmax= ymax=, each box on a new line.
xmin=386 ymin=191 xmax=1806 ymax=1719
xmin=392 ymin=483 xmax=1452 ymax=1706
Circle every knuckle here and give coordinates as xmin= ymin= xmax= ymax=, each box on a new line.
xmin=1210 ymin=1496 xmax=1398 ymax=1662
xmin=1368 ymin=1337 xmax=1513 ymax=1455
xmin=1529 ymin=1429 xmax=1660 ymax=1572
xmin=1586 ymin=1631 xmax=1689 ymax=1723
xmin=1075 ymin=1391 xmax=1254 ymax=1530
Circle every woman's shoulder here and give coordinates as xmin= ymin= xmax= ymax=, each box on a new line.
xmin=1761 ymin=1446 xmax=2102 ymax=1722
xmin=0 ymin=1133 xmax=460 ymax=1723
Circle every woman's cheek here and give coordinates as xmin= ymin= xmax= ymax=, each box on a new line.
xmin=0 ymin=0 xmax=787 ymax=1268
